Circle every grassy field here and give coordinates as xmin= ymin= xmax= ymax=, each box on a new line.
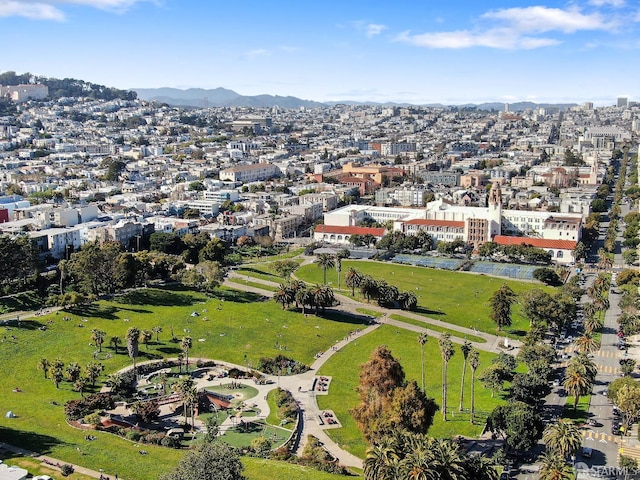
xmin=316 ymin=325 xmax=502 ymax=459
xmin=237 ymin=258 xmax=303 ymax=283
xmin=226 ymin=278 xmax=278 ymax=292
xmin=242 ymin=457 xmax=355 ymax=480
xmin=389 ymin=314 xmax=487 ymax=343
xmin=0 ymin=286 xmax=368 ymax=480
xmin=296 ymin=259 xmax=551 ymax=337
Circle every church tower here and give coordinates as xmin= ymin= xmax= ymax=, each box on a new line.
xmin=488 ymin=182 xmax=503 ymax=238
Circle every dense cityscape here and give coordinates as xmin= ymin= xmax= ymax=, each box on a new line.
xmin=0 ymin=69 xmax=639 ymax=480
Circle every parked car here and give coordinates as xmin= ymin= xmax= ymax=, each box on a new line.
xmin=582 ymin=446 xmax=593 ymax=458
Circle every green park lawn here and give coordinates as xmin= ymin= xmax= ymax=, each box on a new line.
xmin=316 ymin=324 xmax=502 ymax=459
xmin=237 ymin=258 xmax=303 ymax=283
xmin=296 ymin=260 xmax=550 ymax=338
xmin=226 ymin=278 xmax=278 ymax=292
xmin=0 ymin=286 xmax=368 ymax=480
xmin=242 ymin=457 xmax=355 ymax=480
xmin=389 ymin=314 xmax=487 ymax=344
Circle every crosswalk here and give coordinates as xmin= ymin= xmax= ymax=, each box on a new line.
xmin=597 ymin=364 xmax=621 ymax=375
xmin=619 ymin=445 xmax=640 ymax=461
xmin=593 ymin=350 xmax=620 ymax=359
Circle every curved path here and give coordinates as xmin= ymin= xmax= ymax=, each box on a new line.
xmin=222 ymin=265 xmax=523 ymax=469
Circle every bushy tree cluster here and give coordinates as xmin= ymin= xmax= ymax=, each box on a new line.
xmin=479 ymin=242 xmax=551 ymax=265
xmin=351 ymin=345 xmax=438 ymax=442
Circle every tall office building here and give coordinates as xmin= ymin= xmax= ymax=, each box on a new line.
xmin=617 ymin=97 xmax=628 ymax=108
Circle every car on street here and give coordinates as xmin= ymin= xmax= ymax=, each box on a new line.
xmin=582 ymin=446 xmax=593 ymax=458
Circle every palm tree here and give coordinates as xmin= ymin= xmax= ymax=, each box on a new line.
xmin=158 ymin=372 xmax=169 ymax=395
xmin=110 ymin=335 xmax=122 ymax=354
xmin=84 ymin=362 xmax=104 ymax=387
xmin=173 ymin=378 xmax=196 ymax=427
xmin=583 ymin=302 xmax=597 ymax=321
xmin=140 ymin=330 xmax=152 ymax=351
xmin=398 ymin=445 xmax=433 ymax=480
xmin=597 ymin=248 xmax=613 ymax=270
xmin=360 ymin=275 xmax=380 ymax=303
xmin=310 ymin=284 xmax=335 ymax=314
xmin=563 ymin=369 xmax=591 ymax=411
xmin=37 ymin=358 xmax=49 ymax=379
xmin=90 ymin=329 xmax=106 ymax=353
xmin=468 ymin=348 xmax=480 ymax=424
xmin=399 ymin=291 xmax=418 ymax=311
xmin=65 ymin=362 xmax=81 ymax=382
xmin=459 ymin=340 xmax=472 ymax=412
xmin=106 ymin=373 xmax=125 ymax=392
xmin=51 ymin=367 xmax=64 ymax=389
xmin=74 ymin=377 xmax=88 ymax=397
xmin=595 ymin=296 xmax=610 ymax=318
xmin=181 ymin=336 xmax=193 ymax=372
xmin=152 ymin=326 xmax=162 ymax=343
xmin=345 ymin=267 xmax=363 ymax=296
xmin=583 ymin=315 xmax=603 ymax=335
xmin=543 ymin=420 xmax=582 ymax=459
xmin=465 ymin=454 xmax=498 ymax=480
xmin=126 ymin=327 xmax=140 ymax=373
xmin=538 ymin=451 xmax=573 ymax=480
xmin=438 ymin=333 xmax=454 ymax=421
xmin=295 ymin=287 xmax=313 ymax=314
xmin=335 ymin=256 xmax=342 ymax=290
xmin=425 ymin=438 xmax=466 ymax=480
xmin=568 ymin=354 xmax=597 ymax=383
xmin=364 ymin=438 xmax=400 ymax=480
xmin=316 ymin=253 xmax=335 ymax=285
xmin=274 ymin=283 xmax=293 ymax=310
xmin=417 ymin=331 xmax=428 ymax=393
xmin=575 ymin=333 xmax=600 ymax=354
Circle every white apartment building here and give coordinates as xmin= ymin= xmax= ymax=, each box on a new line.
xmin=219 ymin=163 xmax=280 ymax=183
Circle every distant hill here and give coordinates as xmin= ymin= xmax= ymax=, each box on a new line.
xmin=136 ymin=87 xmax=577 ymax=111
xmin=134 ymin=87 xmax=324 ymax=109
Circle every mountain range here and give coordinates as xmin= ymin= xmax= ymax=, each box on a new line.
xmin=133 ymin=87 xmax=577 ymax=112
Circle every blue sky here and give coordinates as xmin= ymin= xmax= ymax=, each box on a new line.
xmin=1 ymin=0 xmax=639 ymax=105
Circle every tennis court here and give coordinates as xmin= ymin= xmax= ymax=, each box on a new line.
xmin=469 ymin=261 xmax=538 ymax=280
xmin=392 ymin=254 xmax=463 ymax=271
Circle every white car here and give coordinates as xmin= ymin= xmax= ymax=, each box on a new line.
xmin=33 ymin=476 xmax=53 ymax=480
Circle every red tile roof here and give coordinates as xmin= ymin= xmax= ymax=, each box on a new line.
xmin=314 ymin=224 xmax=386 ymax=236
xmin=494 ymin=235 xmax=577 ymax=250
xmin=405 ymin=219 xmax=465 ymax=228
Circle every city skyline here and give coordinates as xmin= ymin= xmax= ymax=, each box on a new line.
xmin=1 ymin=0 xmax=639 ymax=106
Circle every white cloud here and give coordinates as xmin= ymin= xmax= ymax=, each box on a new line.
xmin=395 ymin=28 xmax=559 ymax=50
xmin=0 ymin=0 xmax=155 ymax=20
xmin=365 ymin=23 xmax=386 ymax=37
xmin=395 ymin=5 xmax=619 ymax=50
xmin=0 ymin=1 xmax=65 ymax=20
xmin=482 ymin=6 xmax=610 ymax=33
